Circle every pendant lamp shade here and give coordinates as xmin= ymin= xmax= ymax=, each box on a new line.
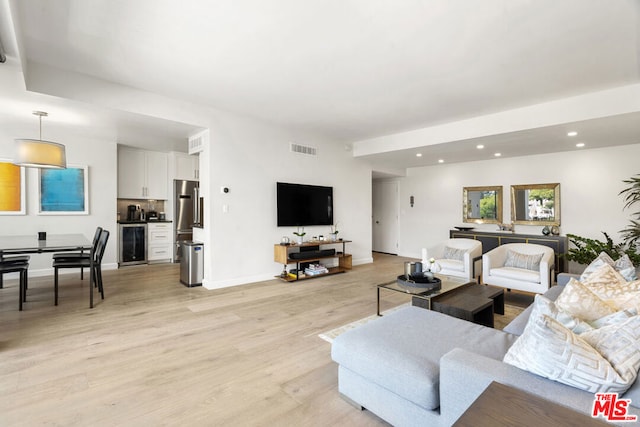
xmin=13 ymin=111 xmax=67 ymax=169
xmin=14 ymin=139 xmax=66 ymax=169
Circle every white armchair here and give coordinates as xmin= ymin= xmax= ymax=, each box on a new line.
xmin=482 ymin=243 xmax=555 ymax=294
xmin=426 ymin=238 xmax=482 ymax=282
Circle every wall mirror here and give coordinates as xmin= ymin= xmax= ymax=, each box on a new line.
xmin=511 ymin=183 xmax=560 ymax=226
xmin=463 ymin=186 xmax=503 ymax=224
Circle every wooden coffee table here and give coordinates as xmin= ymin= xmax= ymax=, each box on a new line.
xmin=453 ymin=381 xmax=609 ymax=426
xmin=412 ymin=283 xmax=504 ymax=328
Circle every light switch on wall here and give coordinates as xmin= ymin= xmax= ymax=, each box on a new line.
xmin=223 ymin=204 xmax=229 ymax=213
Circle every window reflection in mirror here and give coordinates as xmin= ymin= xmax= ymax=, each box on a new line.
xmin=511 ymin=183 xmax=560 ymax=226
xmin=463 ymin=186 xmax=503 ymax=224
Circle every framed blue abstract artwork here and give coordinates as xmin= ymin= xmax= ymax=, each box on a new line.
xmin=38 ymin=165 xmax=89 ymax=215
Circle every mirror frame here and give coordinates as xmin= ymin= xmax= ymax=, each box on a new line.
xmin=510 ymin=183 xmax=561 ymax=226
xmin=463 ymin=186 xmax=503 ymax=224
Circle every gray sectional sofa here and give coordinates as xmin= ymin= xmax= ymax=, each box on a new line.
xmin=331 ymin=277 xmax=640 ymax=426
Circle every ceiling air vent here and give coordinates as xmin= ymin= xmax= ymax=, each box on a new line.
xmin=290 ymin=143 xmax=317 ymax=156
xmin=188 ymin=129 xmax=209 ymax=154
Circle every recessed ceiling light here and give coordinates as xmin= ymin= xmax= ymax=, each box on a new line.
xmin=494 ymin=152 xmax=502 ymax=157
xmin=416 ymin=153 xmax=422 ymax=157
xmin=567 ymin=131 xmax=578 ymax=137
xmin=576 ymin=143 xmax=585 ymax=148
xmin=476 ymin=144 xmax=484 ymax=149
xmin=438 ymin=159 xmax=444 ymax=163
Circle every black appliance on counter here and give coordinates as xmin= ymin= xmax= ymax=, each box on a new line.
xmin=127 ymin=204 xmax=139 ymax=221
xmin=119 ymin=223 xmax=147 ymax=266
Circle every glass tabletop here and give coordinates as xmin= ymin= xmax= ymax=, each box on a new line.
xmin=377 ymin=274 xmax=472 ymax=299
xmin=0 ymin=234 xmax=91 ymax=253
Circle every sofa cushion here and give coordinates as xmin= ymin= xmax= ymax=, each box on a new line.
xmin=490 ymin=266 xmax=540 ymax=283
xmin=504 ymin=250 xmax=544 ymax=271
xmin=555 ymin=278 xmax=618 ymax=321
xmin=331 ymin=306 xmax=517 ymax=411
xmin=504 ymin=313 xmax=640 ymax=393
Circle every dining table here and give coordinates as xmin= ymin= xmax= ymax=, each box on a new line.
xmin=0 ymin=233 xmax=96 ymax=308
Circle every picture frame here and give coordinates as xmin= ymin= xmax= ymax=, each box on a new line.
xmin=38 ymin=164 xmax=89 ymax=215
xmin=0 ymin=160 xmax=26 ymax=215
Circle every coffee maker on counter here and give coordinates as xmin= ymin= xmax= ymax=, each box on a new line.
xmin=127 ymin=205 xmax=139 ymax=221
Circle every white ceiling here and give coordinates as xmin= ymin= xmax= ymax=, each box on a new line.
xmin=1 ymin=0 xmax=639 ymax=169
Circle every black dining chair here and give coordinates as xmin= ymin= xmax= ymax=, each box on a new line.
xmin=52 ymin=226 xmax=103 ymax=280
xmin=0 ymin=255 xmax=30 ymax=289
xmin=0 ymin=257 xmax=29 ymax=310
xmin=53 ymin=229 xmax=110 ymax=305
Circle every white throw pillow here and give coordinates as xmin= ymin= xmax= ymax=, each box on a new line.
xmin=530 ymin=294 xmax=593 ymax=334
xmin=442 ymin=246 xmax=466 ymax=261
xmin=581 ymin=264 xmax=640 ymax=303
xmin=581 ymin=252 xmax=638 ymax=282
xmin=504 ymin=250 xmax=544 ymax=271
xmin=555 ymin=278 xmax=618 ymax=321
xmin=504 ymin=314 xmax=640 ymax=393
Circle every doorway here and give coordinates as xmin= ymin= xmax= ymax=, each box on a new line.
xmin=372 ymin=180 xmax=399 ymax=254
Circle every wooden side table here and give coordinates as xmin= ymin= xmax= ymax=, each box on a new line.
xmin=453 ymin=381 xmax=609 ymax=426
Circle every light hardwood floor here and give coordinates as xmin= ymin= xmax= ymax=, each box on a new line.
xmin=0 ymin=253 xmax=412 ymax=426
xmin=0 ymin=253 xmax=526 ymax=426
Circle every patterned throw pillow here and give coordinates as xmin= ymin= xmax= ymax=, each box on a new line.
xmin=555 ymin=278 xmax=618 ymax=321
xmin=590 ymin=308 xmax=639 ymax=329
xmin=503 ymin=250 xmax=544 ymax=271
xmin=504 ymin=313 xmax=640 ymax=393
xmin=442 ymin=246 xmax=466 ymax=261
xmin=530 ymin=294 xmax=593 ymax=334
xmin=580 ymin=252 xmax=638 ymax=282
xmin=581 ymin=264 xmax=640 ymax=303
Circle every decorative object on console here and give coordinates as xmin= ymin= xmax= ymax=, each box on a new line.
xmin=497 ymin=223 xmax=514 ymax=232
xmin=330 ymin=222 xmax=339 ymax=241
xmin=280 ymin=236 xmax=290 ymax=245
xmin=293 ymin=227 xmax=306 ymax=244
xmin=542 ymin=225 xmax=551 ymax=235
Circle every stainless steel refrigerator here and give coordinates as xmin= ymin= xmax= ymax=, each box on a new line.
xmin=174 ymin=179 xmax=200 ymax=262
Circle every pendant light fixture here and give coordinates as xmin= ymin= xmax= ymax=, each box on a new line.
xmin=14 ymin=111 xmax=66 ymax=169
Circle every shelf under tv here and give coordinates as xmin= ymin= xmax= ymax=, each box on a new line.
xmin=273 ymin=240 xmax=352 ymax=282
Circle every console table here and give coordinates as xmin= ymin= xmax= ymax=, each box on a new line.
xmin=274 ymin=240 xmax=352 ymax=282
xmin=450 ymin=229 xmax=568 ymax=274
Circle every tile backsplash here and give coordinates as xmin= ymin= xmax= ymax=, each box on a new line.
xmin=117 ymin=199 xmax=166 ymax=221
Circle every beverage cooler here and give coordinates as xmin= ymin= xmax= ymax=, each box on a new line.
xmin=119 ymin=223 xmax=147 ymax=266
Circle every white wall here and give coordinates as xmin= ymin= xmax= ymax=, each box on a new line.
xmin=0 ymin=129 xmax=118 ymax=275
xmin=202 ymin=110 xmax=373 ymax=289
xmin=390 ymin=143 xmax=640 ymax=273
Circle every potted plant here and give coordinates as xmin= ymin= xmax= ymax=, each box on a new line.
xmin=620 ymin=174 xmax=640 ymax=247
xmin=330 ymin=222 xmax=339 ymax=241
xmin=293 ymin=227 xmax=306 ymax=244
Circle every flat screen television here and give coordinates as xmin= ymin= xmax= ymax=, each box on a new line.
xmin=277 ymin=182 xmax=333 ymax=227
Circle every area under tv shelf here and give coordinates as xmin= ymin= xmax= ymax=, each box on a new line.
xmin=274 ymin=240 xmax=352 ymax=282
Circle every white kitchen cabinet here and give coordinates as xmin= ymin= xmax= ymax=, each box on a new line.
xmin=147 ymin=222 xmax=172 ymax=263
xmin=118 ymin=147 xmax=168 ymax=199
xmin=173 ymin=152 xmax=199 ymax=181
